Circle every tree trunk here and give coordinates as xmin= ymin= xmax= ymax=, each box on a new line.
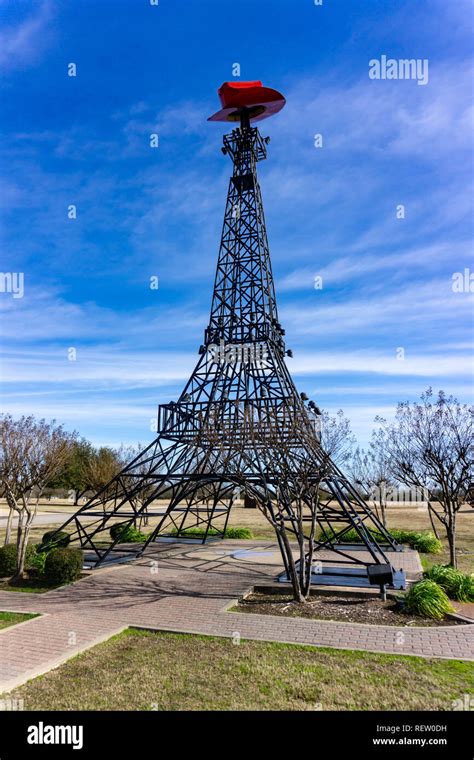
xmin=371 ymin=492 xmax=381 ymax=523
xmin=302 ymin=497 xmax=318 ymax=598
xmin=4 ymin=506 xmax=14 ymax=545
xmin=427 ymin=502 xmax=440 ymax=540
xmin=446 ymin=511 xmax=457 ymax=568
xmin=278 ymin=525 xmax=304 ymax=603
xmin=142 ymin=505 xmax=149 ymax=527
xmin=3 ymin=485 xmax=18 ymax=546
xmin=297 ymin=511 xmax=305 ymax=593
xmin=74 ymin=488 xmax=88 ymax=506
xmin=303 ymin=531 xmax=315 ymax=599
xmin=13 ymin=512 xmax=28 ymax=581
xmin=13 ymin=504 xmax=35 ymax=582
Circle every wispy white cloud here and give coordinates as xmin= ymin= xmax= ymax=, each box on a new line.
xmin=0 ymin=286 xmax=206 ymax=345
xmin=0 ymin=347 xmax=194 ymax=385
xmin=291 ymin=349 xmax=473 ymax=378
xmin=281 ymin=278 xmax=474 ymax=341
xmin=262 ymin=58 xmax=473 ymax=270
xmin=277 ymin=241 xmax=473 ymax=292
xmin=1 ymin=343 xmax=470 ymax=389
xmin=272 ymin=59 xmax=473 ymax=162
xmin=0 ymin=0 xmax=54 ymax=70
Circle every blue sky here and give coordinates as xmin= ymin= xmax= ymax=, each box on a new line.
xmin=1 ymin=0 xmax=473 ymax=448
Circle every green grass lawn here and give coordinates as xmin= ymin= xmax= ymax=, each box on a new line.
xmin=0 ymin=611 xmax=38 ymax=630
xmin=0 ymin=577 xmax=63 ymax=594
xmin=4 ymin=629 xmax=472 ymax=711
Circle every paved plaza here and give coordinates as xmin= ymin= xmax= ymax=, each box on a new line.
xmin=0 ymin=541 xmax=472 ymax=694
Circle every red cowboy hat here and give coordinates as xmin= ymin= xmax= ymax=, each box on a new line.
xmin=208 ymin=80 xmax=286 ymax=123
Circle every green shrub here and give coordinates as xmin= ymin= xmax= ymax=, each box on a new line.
xmin=42 ymin=530 xmax=70 ymax=549
xmin=29 ymin=549 xmax=48 ymax=576
xmin=388 ymin=528 xmax=408 ymax=544
xmin=171 ymin=528 xmax=219 ymax=538
xmin=318 ymin=526 xmax=355 ymax=542
xmin=0 ymin=544 xmax=37 ymax=577
xmin=225 ymin=527 xmax=253 ymax=539
xmin=379 ymin=528 xmax=442 ymax=554
xmin=408 ymin=532 xmax=442 ymax=554
xmin=424 ymin=565 xmax=474 ymax=602
xmin=44 ymin=548 xmax=83 ymax=585
xmin=319 ymin=527 xmax=387 ymax=545
xmin=404 ymin=579 xmax=454 ymax=620
xmin=457 ymin=575 xmax=474 ymax=603
xmin=0 ymin=544 xmax=18 ymax=577
xmin=168 ymin=526 xmax=253 ymax=539
xmin=169 ymin=527 xmax=218 ymax=538
xmin=110 ymin=524 xmax=148 ymax=543
xmin=320 ymin=526 xmax=442 ymax=554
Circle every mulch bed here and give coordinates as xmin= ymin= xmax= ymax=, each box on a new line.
xmin=235 ymin=591 xmax=465 ymax=627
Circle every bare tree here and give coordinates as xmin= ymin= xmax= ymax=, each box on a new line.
xmin=202 ymin=401 xmax=333 ymax=602
xmin=0 ymin=415 xmax=76 ymax=580
xmin=118 ymin=443 xmax=154 ymax=528
xmin=349 ymin=446 xmax=371 ymax=497
xmin=258 ymin=425 xmax=332 ymax=602
xmin=81 ymin=446 xmax=123 ymax=513
xmin=46 ymin=438 xmax=95 ymax=505
xmin=320 ymin=408 xmax=356 ymax=467
xmin=350 ymin=430 xmax=396 ymax=527
xmin=376 ymin=389 xmax=473 ymax=567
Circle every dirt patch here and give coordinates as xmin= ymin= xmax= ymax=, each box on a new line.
xmin=234 ymin=591 xmax=465 ymax=627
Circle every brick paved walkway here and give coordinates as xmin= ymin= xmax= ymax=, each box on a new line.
xmin=0 ymin=541 xmax=472 ymax=693
xmin=453 ymin=602 xmax=474 ymax=621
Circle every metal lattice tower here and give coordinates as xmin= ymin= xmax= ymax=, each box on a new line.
xmin=48 ymin=85 xmax=405 ymax=589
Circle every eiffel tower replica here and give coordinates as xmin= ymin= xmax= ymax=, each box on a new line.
xmin=49 ymin=81 xmax=405 ymax=590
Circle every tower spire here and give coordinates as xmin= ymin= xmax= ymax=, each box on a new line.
xmin=207 ymin=120 xmax=281 ymax=353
